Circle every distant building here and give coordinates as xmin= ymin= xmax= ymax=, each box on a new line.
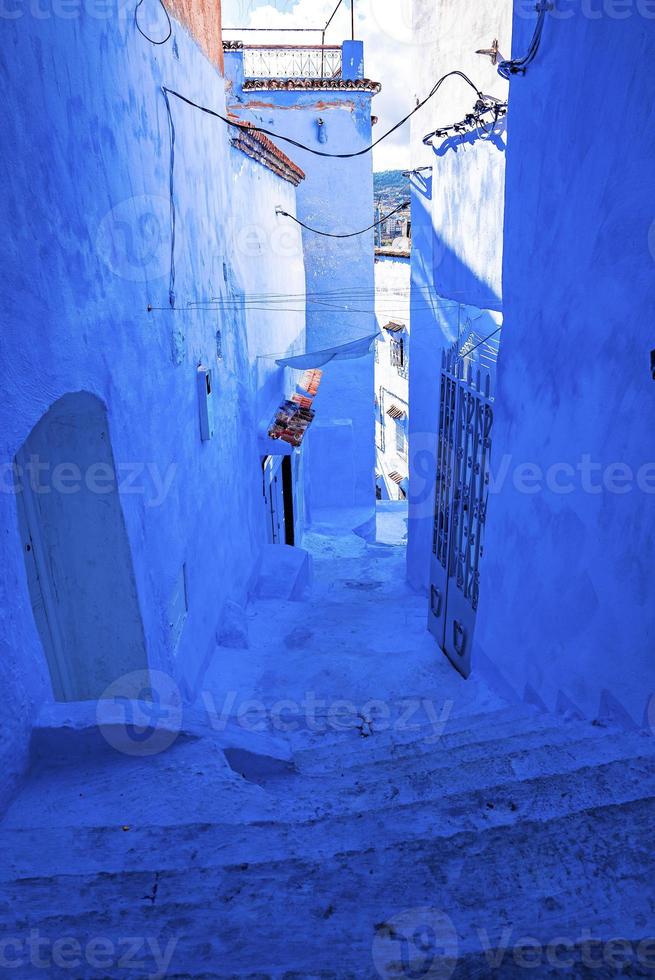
xmin=374 ymin=254 xmax=410 ymax=501
xmin=225 ymin=40 xmax=380 ymax=530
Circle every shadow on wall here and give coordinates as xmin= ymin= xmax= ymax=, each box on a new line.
xmin=407 ymin=170 xmax=502 ymax=597
xmin=427 ymin=122 xmax=506 ymax=316
xmin=15 ymin=391 xmax=149 ymax=702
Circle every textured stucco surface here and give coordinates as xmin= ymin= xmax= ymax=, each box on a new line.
xmin=406 ymin=0 xmax=511 ymax=594
xmin=0 ymin=10 xmax=305 ymax=810
xmin=475 ymin=10 xmax=655 ymax=725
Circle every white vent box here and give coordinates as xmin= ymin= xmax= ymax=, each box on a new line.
xmin=197 ymin=365 xmax=215 ymax=441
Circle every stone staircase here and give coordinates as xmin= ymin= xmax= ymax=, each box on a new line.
xmin=1 ymin=508 xmax=654 ymax=978
xmin=2 ymin=699 xmax=654 ymax=977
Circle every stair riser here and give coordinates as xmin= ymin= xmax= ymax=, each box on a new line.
xmin=286 ymin=740 xmax=655 ymax=816
xmin=290 ymin=705 xmax=546 ymax=759
xmin=295 ymin=722 xmax=613 ymax=776
xmin=1 ymin=766 xmax=653 ymax=883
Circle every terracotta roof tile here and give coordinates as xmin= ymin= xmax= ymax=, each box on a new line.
xmin=229 ymin=117 xmax=305 ymax=185
xmin=242 ymin=77 xmax=381 ymax=94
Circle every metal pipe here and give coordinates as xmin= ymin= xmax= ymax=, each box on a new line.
xmin=351 ymin=0 xmax=355 ymax=40
xmin=323 ymin=0 xmax=343 ymax=36
xmin=321 ymin=30 xmax=325 ymax=78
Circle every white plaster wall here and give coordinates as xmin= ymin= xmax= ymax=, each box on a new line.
xmin=412 ymin=0 xmax=512 ymax=309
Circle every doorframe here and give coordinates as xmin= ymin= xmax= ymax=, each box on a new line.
xmin=281 ymin=455 xmax=295 ymax=546
xmin=15 ymin=445 xmax=75 ymax=700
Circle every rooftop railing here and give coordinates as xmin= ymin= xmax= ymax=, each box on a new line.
xmin=242 ymin=45 xmax=342 ymax=80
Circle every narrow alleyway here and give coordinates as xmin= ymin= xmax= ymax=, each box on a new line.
xmin=1 ymin=505 xmax=654 ymax=977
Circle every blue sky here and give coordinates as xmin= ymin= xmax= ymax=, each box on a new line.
xmin=221 ymin=0 xmax=416 ymax=170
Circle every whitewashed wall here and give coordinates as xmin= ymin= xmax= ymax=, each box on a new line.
xmin=407 ymin=0 xmax=513 ymax=593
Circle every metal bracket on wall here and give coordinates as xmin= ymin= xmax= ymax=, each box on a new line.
xmin=475 ymin=39 xmax=500 ymax=65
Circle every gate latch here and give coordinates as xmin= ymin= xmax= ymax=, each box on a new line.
xmin=453 ymin=620 xmax=466 ymax=657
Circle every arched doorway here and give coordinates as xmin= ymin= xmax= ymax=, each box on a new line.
xmin=15 ymin=392 xmax=148 ymax=700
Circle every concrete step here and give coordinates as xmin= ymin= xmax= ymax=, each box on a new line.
xmin=1 ymin=798 xmax=653 ymax=978
xmin=252 ymin=543 xmax=313 ymax=601
xmin=2 ymin=752 xmax=653 ymax=881
xmin=282 ymin=730 xmax=655 ymax=818
xmin=288 ymin=702 xmax=548 ymax=756
xmin=292 ymin=712 xmax=614 ymax=774
xmin=0 ymin=736 xmax=279 ymax=832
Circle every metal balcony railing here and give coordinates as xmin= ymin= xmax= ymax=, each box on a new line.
xmin=242 ymin=45 xmax=343 ymax=80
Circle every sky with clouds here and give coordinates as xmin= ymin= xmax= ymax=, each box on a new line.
xmin=221 ymin=0 xmax=420 ymax=171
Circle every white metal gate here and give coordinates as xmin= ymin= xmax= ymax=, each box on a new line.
xmin=428 ymin=344 xmax=496 ymax=677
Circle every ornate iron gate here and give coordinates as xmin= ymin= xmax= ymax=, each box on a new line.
xmin=428 ymin=344 xmax=496 ymax=677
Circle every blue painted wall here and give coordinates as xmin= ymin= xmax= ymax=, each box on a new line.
xmin=474 ymin=8 xmax=655 ymax=725
xmin=0 ymin=8 xmax=306 ymax=810
xmin=225 ymin=49 xmax=377 ymax=520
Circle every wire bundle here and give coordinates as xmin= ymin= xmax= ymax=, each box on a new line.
xmin=497 ymin=1 xmax=551 ymax=80
xmin=422 ymin=96 xmax=507 ymax=148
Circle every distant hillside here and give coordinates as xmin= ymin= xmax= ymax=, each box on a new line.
xmin=374 ymin=170 xmax=410 ymax=210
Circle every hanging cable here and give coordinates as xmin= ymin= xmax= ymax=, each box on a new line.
xmin=134 ymin=0 xmax=172 ymax=45
xmin=457 ymin=326 xmax=501 ymax=358
xmin=497 ymin=1 xmax=551 ymax=80
xmin=162 ymin=88 xmax=176 ymax=308
xmin=276 ymin=200 xmax=409 ymax=239
xmin=162 ymin=70 xmax=484 ymax=160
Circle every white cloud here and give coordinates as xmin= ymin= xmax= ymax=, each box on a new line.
xmin=222 ymin=0 xmax=424 ymax=171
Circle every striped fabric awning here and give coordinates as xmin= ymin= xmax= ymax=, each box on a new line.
xmin=388 ymin=470 xmax=404 ymax=485
xmin=386 ymin=404 xmax=406 ymax=421
xmin=384 ymin=321 xmax=406 ymax=334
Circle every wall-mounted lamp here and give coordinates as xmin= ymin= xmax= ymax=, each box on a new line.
xmin=317 ymin=118 xmax=327 ymax=144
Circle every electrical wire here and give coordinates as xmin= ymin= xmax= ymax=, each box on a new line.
xmin=146 ymin=293 xmax=480 ymax=317
xmin=162 ymin=70 xmax=484 ymax=160
xmin=162 ymin=88 xmax=176 ymax=307
xmin=457 ymin=326 xmax=501 ymax=358
xmin=276 ymin=200 xmax=410 ymax=239
xmin=497 ymin=1 xmax=551 ymax=80
xmin=134 ymin=0 xmax=172 ymax=45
